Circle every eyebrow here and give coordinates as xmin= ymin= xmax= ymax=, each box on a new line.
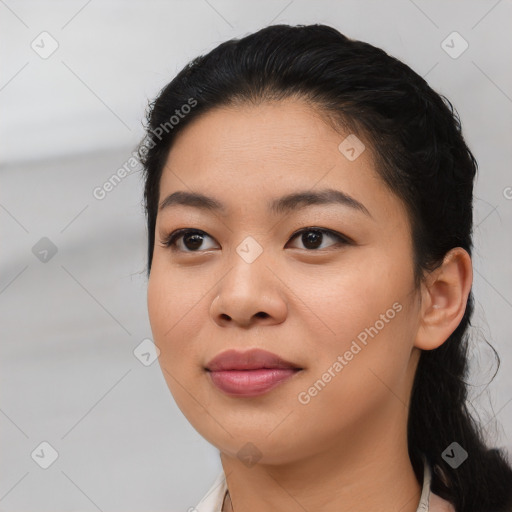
xmin=158 ymin=188 xmax=372 ymax=218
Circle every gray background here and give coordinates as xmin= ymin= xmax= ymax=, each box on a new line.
xmin=1 ymin=1 xmax=511 ymax=511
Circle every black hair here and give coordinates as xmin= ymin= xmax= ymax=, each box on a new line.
xmin=137 ymin=24 xmax=512 ymax=512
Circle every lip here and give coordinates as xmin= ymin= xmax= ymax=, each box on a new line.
xmin=205 ymin=348 xmax=303 ymax=397
xmin=205 ymin=348 xmax=302 ymax=372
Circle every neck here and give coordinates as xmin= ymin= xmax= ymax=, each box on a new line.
xmin=220 ymin=406 xmax=422 ymax=512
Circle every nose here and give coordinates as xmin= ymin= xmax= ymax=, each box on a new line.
xmin=209 ymin=256 xmax=288 ymax=329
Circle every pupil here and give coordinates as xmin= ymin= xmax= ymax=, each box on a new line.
xmin=185 ymin=233 xmax=203 ymax=250
xmin=303 ymin=231 xmax=322 ymax=249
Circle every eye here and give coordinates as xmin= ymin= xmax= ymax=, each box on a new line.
xmin=160 ymin=229 xmax=218 ymax=252
xmin=159 ymin=227 xmax=351 ymax=253
xmin=287 ymin=227 xmax=350 ymax=251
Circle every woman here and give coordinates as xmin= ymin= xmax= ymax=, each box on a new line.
xmin=138 ymin=24 xmax=512 ymax=512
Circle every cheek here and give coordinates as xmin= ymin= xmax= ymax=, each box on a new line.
xmin=147 ymin=261 xmax=197 ymax=358
xmin=298 ymin=255 xmax=415 ymax=387
xmin=297 ymin=254 xmax=407 ymax=339
xmin=147 ymin=256 xmax=220 ymax=388
xmin=147 ymin=266 xmax=206 ymax=412
xmin=293 ymin=306 xmax=415 ymax=444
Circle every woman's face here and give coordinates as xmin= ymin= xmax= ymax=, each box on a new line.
xmin=147 ymin=98 xmax=423 ymax=464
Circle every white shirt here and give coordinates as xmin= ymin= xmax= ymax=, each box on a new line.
xmin=193 ymin=458 xmax=455 ymax=512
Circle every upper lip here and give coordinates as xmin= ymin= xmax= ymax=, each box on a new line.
xmin=205 ymin=348 xmax=302 ymax=371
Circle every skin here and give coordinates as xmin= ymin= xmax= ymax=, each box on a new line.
xmin=146 ymin=97 xmax=473 ymax=512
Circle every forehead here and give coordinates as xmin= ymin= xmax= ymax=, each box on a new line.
xmin=168 ymin=99 xmax=341 ymax=170
xmin=158 ymin=99 xmax=407 ymax=225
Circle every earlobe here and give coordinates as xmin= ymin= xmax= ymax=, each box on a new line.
xmin=414 ymin=247 xmax=473 ymax=351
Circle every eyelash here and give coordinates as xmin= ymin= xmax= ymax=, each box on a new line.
xmin=159 ymin=227 xmax=352 ymax=253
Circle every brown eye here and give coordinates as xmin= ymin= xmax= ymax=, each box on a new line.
xmin=160 ymin=229 xmax=218 ymax=252
xmin=287 ymin=228 xmax=350 ymax=250
xmin=160 ymin=227 xmax=350 ymax=253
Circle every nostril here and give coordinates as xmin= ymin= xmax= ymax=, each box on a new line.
xmin=255 ymin=312 xmax=269 ymax=319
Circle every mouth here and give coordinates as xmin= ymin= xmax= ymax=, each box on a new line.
xmin=205 ymin=348 xmax=303 ymax=397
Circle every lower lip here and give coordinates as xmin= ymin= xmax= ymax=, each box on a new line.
xmin=207 ymin=368 xmax=301 ymax=397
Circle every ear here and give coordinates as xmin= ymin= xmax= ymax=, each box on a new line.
xmin=414 ymin=247 xmax=473 ymax=351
